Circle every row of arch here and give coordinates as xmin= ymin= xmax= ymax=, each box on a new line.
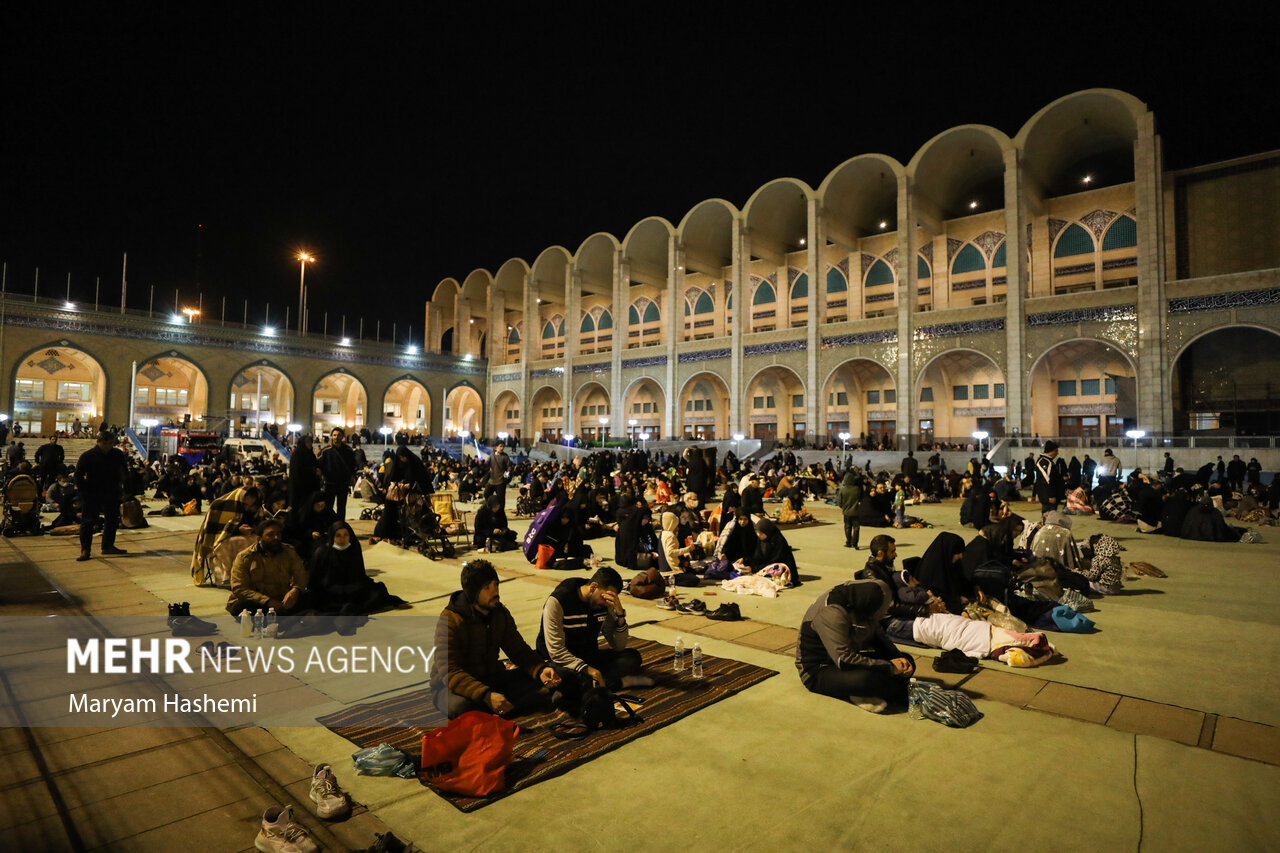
xmin=7 ymin=343 xmax=485 ymax=438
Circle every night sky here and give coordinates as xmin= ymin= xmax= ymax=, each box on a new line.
xmin=2 ymin=7 xmax=1274 ymax=339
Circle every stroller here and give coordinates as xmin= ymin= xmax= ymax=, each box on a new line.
xmin=3 ymin=473 xmax=44 ymax=536
xmin=402 ymin=492 xmax=455 ymax=560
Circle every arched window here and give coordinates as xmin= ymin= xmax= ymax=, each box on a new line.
xmin=542 ymin=321 xmax=556 ymax=339
xmin=580 ymin=313 xmax=595 ymax=333
xmin=643 ymin=302 xmax=660 ymax=324
xmin=683 ymin=300 xmax=692 ymax=316
xmin=753 ymin=281 xmax=776 ymax=305
xmin=865 ymin=259 xmax=894 ymax=287
xmin=507 ymin=327 xmax=520 ymax=344
xmin=597 ymin=310 xmax=613 ymax=330
xmin=1054 ymin=223 xmax=1094 ymax=257
xmin=557 ymin=319 xmax=565 ymax=337
xmin=991 ymin=242 xmax=1006 ymax=268
xmin=951 ymin=244 xmax=985 ymax=274
xmin=826 ymin=268 xmax=848 ymax=293
xmin=917 ymin=256 xmax=931 ymax=279
xmin=628 ymin=305 xmax=641 ymax=325
xmin=694 ymin=291 xmax=714 ymax=314
xmin=791 ymin=273 xmax=809 ymax=299
xmin=1102 ymin=215 xmax=1137 ymax=250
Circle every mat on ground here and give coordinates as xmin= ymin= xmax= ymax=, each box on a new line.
xmin=316 ymin=638 xmax=777 ymax=811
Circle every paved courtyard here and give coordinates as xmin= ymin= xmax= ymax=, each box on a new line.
xmin=2 ymin=490 xmax=1278 ymax=852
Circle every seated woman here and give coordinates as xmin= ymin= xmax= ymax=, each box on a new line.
xmin=309 ymin=521 xmax=406 ymax=630
xmin=745 ymin=518 xmax=800 ymax=586
xmin=472 ymin=494 xmax=518 ymax=552
xmin=911 ymin=531 xmax=968 ymax=614
xmin=287 ymin=491 xmax=338 ymax=563
xmin=1065 ymin=484 xmax=1093 ymax=515
xmin=776 ymin=478 xmax=814 ymax=524
xmin=1181 ymin=494 xmax=1244 ymax=542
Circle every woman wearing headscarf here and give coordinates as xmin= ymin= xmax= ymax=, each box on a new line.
xmin=289 ymin=491 xmax=338 ymax=562
xmin=287 ymin=434 xmax=322 ymax=523
xmin=658 ymin=511 xmax=694 ymax=573
xmin=472 ymin=493 xmax=517 ymax=551
xmin=913 ymin=532 xmax=968 ymax=614
xmin=309 ymin=521 xmax=406 ymax=628
xmin=748 ymin=518 xmax=800 ymax=585
xmin=796 ymin=579 xmax=913 ymax=712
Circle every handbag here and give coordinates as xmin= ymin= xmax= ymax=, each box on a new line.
xmin=419 ymin=711 xmax=519 ymax=797
xmin=385 ymin=482 xmax=407 ymax=502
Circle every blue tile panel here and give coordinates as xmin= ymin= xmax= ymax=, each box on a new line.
xmin=678 ymin=348 xmax=732 ymax=363
xmin=529 ymin=368 xmax=566 ymax=379
xmin=621 ymin=355 xmax=668 ymax=369
xmin=1026 ymin=305 xmax=1137 ymax=326
xmin=821 ymin=330 xmax=898 ymax=348
xmin=1054 ymin=263 xmax=1096 ymax=276
xmin=1168 ymin=287 xmax=1280 ymax=314
xmin=744 ymin=340 xmax=807 ymax=355
xmin=865 ymin=293 xmax=895 ymax=303
xmin=490 ymin=372 xmax=520 ymax=382
xmin=952 ymin=279 xmax=986 ymax=291
xmin=914 ymin=319 xmax=1005 ymax=339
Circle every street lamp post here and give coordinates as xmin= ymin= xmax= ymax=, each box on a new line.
xmin=379 ymin=425 xmax=392 ymax=446
xmin=139 ymin=418 xmax=158 ymax=460
xmin=972 ymin=430 xmax=989 ymax=457
xmin=1125 ymin=429 xmax=1146 ymax=450
xmin=598 ymin=416 xmax=609 ymax=447
xmin=639 ymin=432 xmax=650 ymax=454
xmin=838 ymin=431 xmax=851 ymax=469
xmin=297 ymin=253 xmax=314 ymax=335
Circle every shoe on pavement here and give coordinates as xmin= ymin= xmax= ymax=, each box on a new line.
xmin=706 ymin=602 xmax=741 ymax=621
xmin=309 ymin=763 xmax=350 ymax=819
xmin=101 ymin=545 xmax=128 ymax=556
xmin=353 ymin=832 xmax=408 ymax=853
xmin=168 ymin=602 xmax=218 ymax=637
xmin=255 ymin=804 xmax=318 ymax=853
xmin=76 ymin=551 xmax=92 ymax=562
xmin=675 ymin=599 xmax=706 ymax=615
xmin=656 ymin=596 xmax=679 ymax=611
xmin=850 ymin=697 xmax=888 ymax=714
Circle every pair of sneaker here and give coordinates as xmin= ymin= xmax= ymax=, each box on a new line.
xmin=167 ymin=602 xmax=218 ymax=637
xmin=254 ymin=765 xmax=349 ymax=852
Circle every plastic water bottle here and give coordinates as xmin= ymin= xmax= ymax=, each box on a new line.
xmin=265 ymin=608 xmax=278 ymax=639
xmin=240 ymin=608 xmax=253 ymax=638
xmin=252 ymin=609 xmax=264 ymax=640
xmin=673 ymin=636 xmax=685 ymax=672
xmin=908 ymin=678 xmax=924 ymax=720
xmin=691 ymin=643 xmax=703 ymax=679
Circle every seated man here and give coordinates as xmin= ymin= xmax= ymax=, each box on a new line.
xmin=855 ymin=534 xmax=946 ymax=643
xmin=537 ymin=567 xmax=649 ymax=691
xmin=429 ymin=560 xmax=561 ymax=718
xmin=191 ymin=485 xmax=262 ymax=586
xmin=225 ymin=518 xmax=313 ymax=631
xmin=796 ymin=578 xmax=914 ymax=713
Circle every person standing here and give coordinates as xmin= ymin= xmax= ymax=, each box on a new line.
xmin=488 ymin=441 xmax=512 ymax=503
xmin=319 ymin=427 xmax=357 ymax=521
xmin=1034 ymin=440 xmax=1066 ymax=515
xmin=836 ymin=472 xmax=863 ymax=549
xmin=1226 ymin=455 xmax=1247 ymax=494
xmin=34 ymin=434 xmax=65 ymax=492
xmin=74 ymin=431 xmax=129 ymax=561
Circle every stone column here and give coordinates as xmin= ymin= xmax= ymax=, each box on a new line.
xmin=519 ymin=277 xmax=537 ymax=443
xmin=895 ymin=178 xmax=916 ymax=451
xmin=729 ymin=220 xmax=746 ymax=439
xmin=612 ymin=254 xmax=627 ymax=438
xmin=423 ymin=303 xmax=440 ymax=354
xmin=1134 ymin=113 xmax=1169 ymax=434
xmin=563 ymin=269 xmax=580 ymax=440
xmin=457 ymin=297 xmax=473 ymax=357
xmin=805 ymin=200 xmax=823 ymax=445
xmin=487 ymin=288 xmax=506 ymax=435
xmin=665 ymin=243 xmax=683 ymax=439
xmin=1003 ymin=147 xmax=1029 ymax=439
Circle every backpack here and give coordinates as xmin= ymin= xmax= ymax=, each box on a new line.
xmin=120 ymin=498 xmax=148 ymax=529
xmin=521 ymin=500 xmax=563 ymax=562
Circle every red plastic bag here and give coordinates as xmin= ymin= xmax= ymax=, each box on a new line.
xmin=419 ymin=711 xmax=519 ymax=796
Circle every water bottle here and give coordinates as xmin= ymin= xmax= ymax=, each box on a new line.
xmin=673 ymin=636 xmax=685 ymax=672
xmin=240 ymin=608 xmax=253 ymax=638
xmin=252 ymin=609 xmax=264 ymax=640
xmin=265 ymin=608 xmax=278 ymax=639
xmin=691 ymin=643 xmax=703 ymax=678
xmin=908 ymin=678 xmax=924 ymax=720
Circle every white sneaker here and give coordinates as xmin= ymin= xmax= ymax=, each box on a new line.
xmin=850 ymin=697 xmax=888 ymax=714
xmin=309 ymin=763 xmax=350 ymax=819
xmin=255 ymin=804 xmax=318 ymax=853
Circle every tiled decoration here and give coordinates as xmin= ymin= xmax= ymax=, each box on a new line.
xmin=952 ymin=279 xmax=987 ymax=291
xmin=139 ymin=363 xmax=168 ymax=382
xmin=490 ymin=372 xmax=519 ymax=382
xmin=1048 ymin=219 xmax=1068 ymax=246
xmin=974 ymin=230 xmax=1005 ymax=257
xmin=821 ymin=330 xmax=898 ymax=348
xmin=915 ymin=318 xmax=1006 ymax=340
xmin=1081 ymin=209 xmax=1118 ymax=238
xmin=529 ymin=368 xmax=565 ymax=379
xmin=32 ymin=355 xmax=69 ymax=374
xmin=787 ymin=267 xmax=804 ymax=285
xmin=1059 ymin=403 xmax=1116 ymax=415
xmin=679 ymin=348 xmax=732 ymax=363
xmin=953 ymin=406 xmax=1007 ymax=417
xmin=917 ymin=287 xmax=931 ymax=295
xmin=744 ymin=340 xmax=808 ymax=355
xmin=946 ymin=238 xmax=964 ymax=261
xmin=919 ymin=242 xmax=932 ymax=263
xmin=861 ymin=252 xmax=876 ymax=272
xmin=866 ymin=292 xmax=895 ymax=303
xmin=991 ymin=276 xmax=1007 ymax=286
xmin=1054 ymin=262 xmax=1095 ymax=276
xmin=837 ymin=257 xmax=850 ymax=276
xmin=1168 ymin=288 xmax=1280 ymax=314
xmin=572 ymin=362 xmax=610 ymax=375
xmin=884 ymin=248 xmax=899 ymax=271
xmin=1026 ymin=305 xmax=1137 ymax=327
xmin=1102 ymin=257 xmax=1138 ymax=270
xmin=622 ymin=355 xmax=668 ymax=369
xmin=866 ymin=410 xmax=896 ymax=419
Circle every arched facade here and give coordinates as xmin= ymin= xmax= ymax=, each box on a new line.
xmin=529 ymin=385 xmax=564 ymax=443
xmin=677 ymin=372 xmax=728 ymax=441
xmin=822 ymin=358 xmax=896 ymax=446
xmin=135 ymin=352 xmax=210 ymax=428
xmin=381 ymin=376 xmax=431 ymax=435
xmin=1028 ymin=339 xmax=1136 ymax=441
xmin=11 ymin=342 xmax=108 ymax=436
xmin=1170 ymin=326 xmax=1280 ymax=436
xmin=915 ymin=350 xmax=1006 ymax=444
xmin=744 ymin=366 xmax=806 ymax=442
xmin=444 ymin=383 xmax=482 ymax=437
xmin=311 ymin=369 xmax=367 ymax=434
xmin=229 ymin=362 xmax=294 ymax=436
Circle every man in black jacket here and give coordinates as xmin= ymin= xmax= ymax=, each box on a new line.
xmin=1034 ymin=440 xmax=1066 ymax=515
xmin=319 ymin=427 xmax=356 ymax=520
xmin=795 ymin=579 xmax=913 ymax=712
xmin=34 ymin=435 xmax=65 ymax=492
xmin=537 ymin=567 xmax=646 ymax=691
xmin=488 ymin=442 xmax=512 ymax=503
xmin=74 ymin=431 xmax=129 ymax=561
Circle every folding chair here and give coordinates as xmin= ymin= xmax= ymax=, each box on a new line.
xmin=430 ymin=493 xmax=471 ymax=548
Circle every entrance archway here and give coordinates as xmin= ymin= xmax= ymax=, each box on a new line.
xmin=135 ymin=353 xmax=210 ymax=428
xmin=915 ymin=349 xmax=1005 ymax=445
xmin=1029 ymin=340 xmax=1136 ymax=441
xmin=445 ymin=383 xmax=483 ymax=437
xmin=11 ymin=343 xmax=107 ymax=436
xmin=573 ymin=382 xmax=612 ymax=445
xmin=312 ymin=370 xmax=368 ymax=435
xmin=492 ymin=390 xmax=521 ymax=442
xmin=529 ymin=385 xmax=564 ymax=443
xmin=744 ymin=366 xmax=806 ymax=443
xmin=624 ymin=378 xmax=667 ymax=441
xmin=229 ymin=362 xmax=294 ymax=436
xmin=1172 ymin=326 xmax=1280 ymax=435
xmin=822 ymin=358 xmax=895 ymax=448
xmin=382 ymin=377 xmax=431 ymax=435
xmin=676 ymin=373 xmax=726 ymax=441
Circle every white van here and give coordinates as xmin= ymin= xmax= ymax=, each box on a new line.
xmin=222 ymin=438 xmax=270 ymax=463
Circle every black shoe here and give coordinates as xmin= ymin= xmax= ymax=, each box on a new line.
xmin=102 ymin=545 xmax=128 ymax=556
xmin=354 ymin=831 xmax=408 ymax=853
xmin=932 ymin=648 xmax=981 ymax=674
xmin=707 ymin=603 xmax=741 ymax=621
xmin=169 ymin=602 xmax=218 ymax=637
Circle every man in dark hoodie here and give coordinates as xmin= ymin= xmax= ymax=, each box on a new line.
xmin=796 ymin=578 xmax=914 ymax=712
xmin=429 ymin=560 xmax=561 ymax=718
xmin=854 ymin=534 xmax=946 ymax=644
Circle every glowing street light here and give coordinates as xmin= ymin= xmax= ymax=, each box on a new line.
xmin=181 ymin=307 xmax=200 ymax=323
xmin=598 ymin=416 xmax=609 ymax=446
xmin=972 ymin=430 xmax=989 ymax=455
xmin=297 ymin=252 xmax=315 ymax=334
xmin=639 ymin=431 xmax=650 ymax=452
xmin=1126 ymin=428 xmax=1146 ymax=449
xmin=839 ymin=431 xmax=851 ymax=467
xmin=378 ymin=425 xmax=392 ymax=445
